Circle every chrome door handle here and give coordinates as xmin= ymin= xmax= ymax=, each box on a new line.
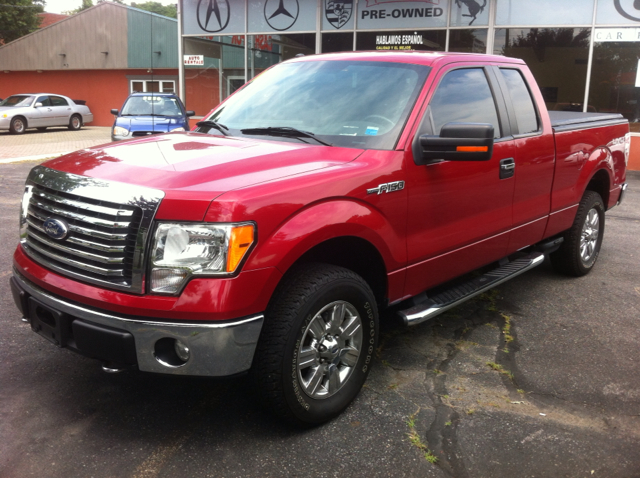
xmin=499 ymin=158 xmax=515 ymax=179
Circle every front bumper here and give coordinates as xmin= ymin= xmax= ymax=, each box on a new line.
xmin=11 ymin=270 xmax=264 ymax=377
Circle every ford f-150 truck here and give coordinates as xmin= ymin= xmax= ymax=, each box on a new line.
xmin=11 ymin=52 xmax=629 ymax=425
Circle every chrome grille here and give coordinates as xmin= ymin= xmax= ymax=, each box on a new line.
xmin=20 ymin=166 xmax=164 ymax=294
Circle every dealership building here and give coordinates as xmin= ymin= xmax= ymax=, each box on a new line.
xmin=1 ymin=0 xmax=640 ymax=168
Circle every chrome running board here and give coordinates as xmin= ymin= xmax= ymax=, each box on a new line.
xmin=398 ymin=252 xmax=545 ymax=326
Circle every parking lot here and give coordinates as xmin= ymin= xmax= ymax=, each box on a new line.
xmin=1 ymin=131 xmax=639 ymax=477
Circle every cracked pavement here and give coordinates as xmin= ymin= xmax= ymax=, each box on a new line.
xmin=1 ymin=158 xmax=639 ymax=477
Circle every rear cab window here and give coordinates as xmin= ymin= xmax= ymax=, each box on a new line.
xmin=499 ymin=68 xmax=540 ymax=135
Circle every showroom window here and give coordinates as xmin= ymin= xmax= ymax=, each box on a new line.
xmin=494 ymin=28 xmax=591 ymax=111
xmin=247 ymin=33 xmax=316 ymax=80
xmin=588 ymin=39 xmax=640 ymax=131
xmin=449 ymin=29 xmax=488 ymax=53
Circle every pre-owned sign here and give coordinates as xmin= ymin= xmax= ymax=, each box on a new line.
xmin=358 ymin=0 xmax=448 ymax=29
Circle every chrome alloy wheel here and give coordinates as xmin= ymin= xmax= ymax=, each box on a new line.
xmin=13 ymin=118 xmax=25 ymax=133
xmin=72 ymin=116 xmax=80 ymax=128
xmin=580 ymin=207 xmax=600 ymax=263
xmin=297 ymin=300 xmax=363 ymax=399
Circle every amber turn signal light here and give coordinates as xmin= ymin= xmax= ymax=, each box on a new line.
xmin=456 ymin=146 xmax=488 ymax=152
xmin=226 ymin=225 xmax=255 ymax=272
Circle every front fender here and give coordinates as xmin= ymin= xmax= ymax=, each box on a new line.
xmin=245 ymin=198 xmax=406 ymax=275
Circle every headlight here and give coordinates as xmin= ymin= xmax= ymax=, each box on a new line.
xmin=170 ymin=127 xmax=185 ymax=132
xmin=149 ymin=222 xmax=255 ymax=294
xmin=113 ymin=126 xmax=129 ymax=136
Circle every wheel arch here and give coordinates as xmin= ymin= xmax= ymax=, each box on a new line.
xmin=585 ymin=168 xmax=610 ymax=209
xmin=283 ymin=236 xmax=388 ymax=309
xmin=247 ymin=199 xmax=404 ymax=310
xmin=11 ymin=115 xmax=28 ymax=128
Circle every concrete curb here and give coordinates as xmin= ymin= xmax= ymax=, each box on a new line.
xmin=0 ymin=152 xmax=69 ymax=164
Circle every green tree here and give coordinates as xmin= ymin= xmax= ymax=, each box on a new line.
xmin=0 ymin=0 xmax=45 ymax=44
xmin=64 ymin=0 xmax=94 ymax=15
xmin=131 ymin=1 xmax=177 ymax=19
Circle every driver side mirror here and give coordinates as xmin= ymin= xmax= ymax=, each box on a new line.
xmin=415 ymin=122 xmax=494 ymax=165
xmin=35 ymin=102 xmax=43 ymax=108
xmin=186 ymin=111 xmax=195 ymax=117
xmin=110 ymin=109 xmax=119 ymax=115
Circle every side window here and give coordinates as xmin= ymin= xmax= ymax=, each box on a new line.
xmin=500 ymin=69 xmax=539 ymax=135
xmin=36 ymin=96 xmax=51 ymax=107
xmin=50 ymin=96 xmax=69 ymax=107
xmin=428 ymin=68 xmax=501 ymax=139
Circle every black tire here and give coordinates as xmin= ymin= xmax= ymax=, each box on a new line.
xmin=37 ymin=127 xmax=47 ymax=132
xmin=252 ymin=263 xmax=378 ymax=426
xmin=9 ymin=116 xmax=26 ymax=134
xmin=551 ymin=190 xmax=605 ymax=276
xmin=68 ymin=114 xmax=82 ymax=131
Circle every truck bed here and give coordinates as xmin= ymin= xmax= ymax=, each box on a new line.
xmin=549 ymin=111 xmax=627 ymax=132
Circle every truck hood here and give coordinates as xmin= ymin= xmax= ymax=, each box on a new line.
xmin=43 ymin=132 xmax=363 ymax=218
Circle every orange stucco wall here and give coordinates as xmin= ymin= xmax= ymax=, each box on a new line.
xmin=185 ymin=68 xmax=220 ymax=118
xmin=0 ymin=69 xmax=179 ymax=127
xmin=629 ymin=136 xmax=640 ymax=171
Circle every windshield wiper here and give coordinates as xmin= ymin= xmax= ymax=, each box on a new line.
xmin=196 ymin=120 xmax=229 ymax=136
xmin=240 ymin=126 xmax=333 ymax=146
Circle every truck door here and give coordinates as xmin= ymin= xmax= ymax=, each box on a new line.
xmin=493 ymin=66 xmax=556 ymax=252
xmin=403 ymin=65 xmax=516 ymax=297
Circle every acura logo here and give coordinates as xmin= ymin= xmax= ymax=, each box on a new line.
xmin=43 ymin=218 xmax=69 ymax=241
xmin=264 ymin=0 xmax=299 ymax=31
xmin=197 ymin=0 xmax=231 ymax=33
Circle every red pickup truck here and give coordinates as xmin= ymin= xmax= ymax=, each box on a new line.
xmin=11 ymin=52 xmax=629 ymax=425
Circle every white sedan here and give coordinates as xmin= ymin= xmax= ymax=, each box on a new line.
xmin=0 ymin=93 xmax=94 ymax=134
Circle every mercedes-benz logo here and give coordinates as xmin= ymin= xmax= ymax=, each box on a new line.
xmin=264 ymin=0 xmax=299 ymax=31
xmin=614 ymin=0 xmax=640 ymax=22
xmin=197 ymin=0 xmax=231 ymax=33
xmin=43 ymin=218 xmax=69 ymax=241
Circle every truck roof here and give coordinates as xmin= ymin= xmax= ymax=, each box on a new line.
xmin=290 ymin=50 xmax=526 ymax=67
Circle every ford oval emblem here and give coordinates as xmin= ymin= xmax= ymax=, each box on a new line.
xmin=43 ymin=218 xmax=69 ymax=240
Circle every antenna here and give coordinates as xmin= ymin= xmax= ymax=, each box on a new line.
xmin=151 ymin=11 xmax=154 ymax=133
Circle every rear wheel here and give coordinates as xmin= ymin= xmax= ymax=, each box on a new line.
xmin=551 ymin=190 xmax=605 ymax=276
xmin=252 ymin=264 xmax=378 ymax=426
xmin=68 ymin=114 xmax=82 ymax=131
xmin=9 ymin=117 xmax=26 ymax=134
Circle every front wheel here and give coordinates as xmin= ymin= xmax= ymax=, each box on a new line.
xmin=9 ymin=117 xmax=26 ymax=134
xmin=68 ymin=114 xmax=82 ymax=131
xmin=252 ymin=264 xmax=378 ymax=425
xmin=551 ymin=190 xmax=605 ymax=276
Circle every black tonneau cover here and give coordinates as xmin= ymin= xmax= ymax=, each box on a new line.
xmin=549 ymin=111 xmax=627 ymax=132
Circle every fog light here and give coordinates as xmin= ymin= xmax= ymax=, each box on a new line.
xmin=154 ymin=337 xmax=189 ymax=367
xmin=174 ymin=340 xmax=190 ymax=362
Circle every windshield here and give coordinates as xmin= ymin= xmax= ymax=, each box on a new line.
xmin=0 ymin=95 xmax=35 ymax=107
xmin=198 ymin=60 xmax=430 ymax=149
xmin=121 ymin=96 xmax=183 ymax=116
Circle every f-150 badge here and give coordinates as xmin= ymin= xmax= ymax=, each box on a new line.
xmin=367 ymin=180 xmax=405 ymax=195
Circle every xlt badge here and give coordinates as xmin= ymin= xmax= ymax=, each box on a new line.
xmin=367 ymin=181 xmax=405 ymax=195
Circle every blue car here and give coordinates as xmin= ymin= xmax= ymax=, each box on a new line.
xmin=110 ymin=93 xmax=194 ymax=141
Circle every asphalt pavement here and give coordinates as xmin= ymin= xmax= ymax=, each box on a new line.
xmin=0 ymin=132 xmax=639 ymax=477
